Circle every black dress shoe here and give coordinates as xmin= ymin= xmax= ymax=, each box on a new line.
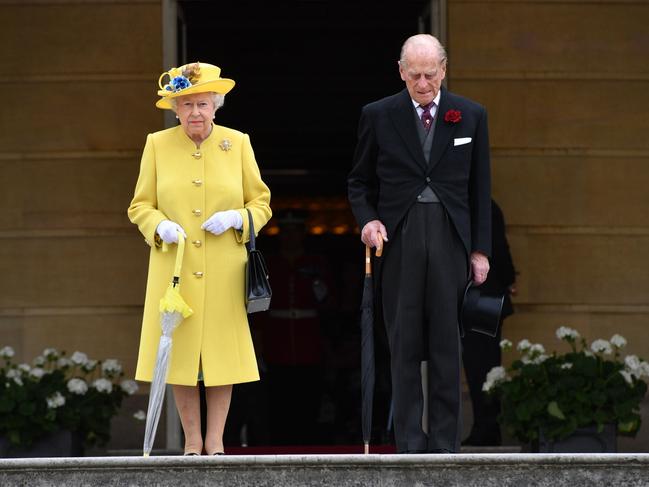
xmin=429 ymin=448 xmax=453 ymax=454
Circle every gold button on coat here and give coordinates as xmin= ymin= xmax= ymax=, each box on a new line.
xmin=192 ymin=179 xmax=203 ymax=186
xmin=192 ymin=209 xmax=202 ymax=216
xmin=193 ymin=271 xmax=204 ymax=278
xmin=192 ymin=240 xmax=202 ymax=247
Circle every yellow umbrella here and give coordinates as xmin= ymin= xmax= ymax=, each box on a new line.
xmin=143 ymin=233 xmax=193 ymax=457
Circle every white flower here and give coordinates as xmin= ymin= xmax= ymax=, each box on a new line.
xmin=625 ymin=355 xmax=641 ymax=372
xmin=610 ymin=334 xmax=627 ymax=349
xmin=640 ymin=362 xmax=649 ymax=378
xmin=0 ymin=346 xmax=15 ymax=358
xmin=133 ymin=410 xmax=146 ymax=421
xmin=29 ymin=367 xmax=45 ymax=379
xmin=6 ymin=369 xmax=21 ymax=380
xmin=101 ymin=359 xmax=122 ymax=376
xmin=529 ymin=343 xmax=546 ymax=355
xmin=517 ymin=339 xmax=532 ymax=352
xmin=46 ymin=391 xmax=66 ymax=409
xmin=627 ymin=359 xmax=649 ymax=380
xmin=70 ymin=351 xmax=89 ymax=366
xmin=499 ymin=339 xmax=513 ymax=350
xmin=42 ymin=348 xmax=59 ymax=359
xmin=120 ymin=380 xmax=138 ymax=395
xmin=67 ymin=378 xmax=88 ymax=395
xmin=620 ymin=370 xmax=634 ymax=385
xmin=561 ymin=363 xmax=573 ymax=370
xmin=591 ymin=339 xmax=612 ymax=355
xmin=93 ymin=378 xmax=113 ymax=393
xmin=486 ymin=366 xmax=507 ymax=383
xmin=482 ymin=366 xmax=507 ymax=392
xmin=57 ymin=357 xmax=72 ymax=368
xmin=556 ymin=326 xmax=580 ymax=341
xmin=32 ymin=356 xmax=46 ymax=367
xmin=18 ymin=363 xmax=31 ymax=373
xmin=82 ymin=359 xmax=98 ymax=372
xmin=531 ymin=354 xmax=549 ymax=364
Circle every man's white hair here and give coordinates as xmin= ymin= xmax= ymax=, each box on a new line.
xmin=399 ymin=34 xmax=447 ymax=67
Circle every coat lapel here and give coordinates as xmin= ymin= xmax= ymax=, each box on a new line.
xmin=388 ymin=90 xmax=428 ymax=171
xmin=427 ymin=87 xmax=457 ymax=172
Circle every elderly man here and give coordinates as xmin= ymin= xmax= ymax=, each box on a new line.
xmin=348 ymin=34 xmax=491 ymax=453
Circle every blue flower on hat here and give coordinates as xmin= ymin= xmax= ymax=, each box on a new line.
xmin=169 ymin=75 xmax=192 ymax=92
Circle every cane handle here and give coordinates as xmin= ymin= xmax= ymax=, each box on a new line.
xmin=375 ymin=234 xmax=384 ymax=257
xmin=365 ymin=234 xmax=384 ymax=274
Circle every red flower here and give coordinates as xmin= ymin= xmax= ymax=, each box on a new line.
xmin=444 ymin=109 xmax=462 ymax=124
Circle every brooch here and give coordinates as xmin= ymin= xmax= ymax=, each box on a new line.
xmin=219 ymin=139 xmax=232 ymax=152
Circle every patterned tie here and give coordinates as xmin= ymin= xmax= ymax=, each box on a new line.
xmin=420 ymin=102 xmax=435 ymax=131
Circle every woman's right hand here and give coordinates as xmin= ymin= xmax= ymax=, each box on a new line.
xmin=156 ymin=220 xmax=187 ymax=244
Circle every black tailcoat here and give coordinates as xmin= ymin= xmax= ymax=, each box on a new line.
xmin=348 ymin=87 xmax=491 ymax=258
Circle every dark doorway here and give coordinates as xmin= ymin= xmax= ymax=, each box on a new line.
xmin=180 ymin=0 xmax=427 ymax=450
xmin=180 ymin=0 xmax=427 ymax=194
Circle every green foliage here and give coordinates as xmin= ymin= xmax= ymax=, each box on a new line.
xmin=485 ymin=330 xmax=648 ymax=444
xmin=0 ymin=347 xmax=138 ymax=449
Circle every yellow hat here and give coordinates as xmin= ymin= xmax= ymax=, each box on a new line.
xmin=156 ymin=62 xmax=235 ymax=110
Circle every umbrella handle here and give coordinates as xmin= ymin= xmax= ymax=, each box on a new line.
xmin=173 ymin=232 xmax=185 ymax=280
xmin=365 ymin=234 xmax=384 ymax=274
xmin=161 ymin=232 xmax=186 ymax=285
xmin=375 ymin=234 xmax=383 ymax=257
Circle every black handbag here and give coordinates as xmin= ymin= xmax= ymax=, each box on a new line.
xmin=245 ymin=209 xmax=272 ymax=313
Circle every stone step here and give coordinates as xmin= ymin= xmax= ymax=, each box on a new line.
xmin=2 ymin=453 xmax=649 ymax=486
xmin=105 ymin=444 xmax=522 ymax=456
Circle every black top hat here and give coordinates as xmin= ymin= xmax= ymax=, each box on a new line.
xmin=460 ymin=281 xmax=505 ymax=338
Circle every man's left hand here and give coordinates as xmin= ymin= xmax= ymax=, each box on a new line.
xmin=470 ymin=252 xmax=490 ymax=285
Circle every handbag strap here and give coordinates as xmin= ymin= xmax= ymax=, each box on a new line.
xmin=246 ymin=208 xmax=256 ymax=251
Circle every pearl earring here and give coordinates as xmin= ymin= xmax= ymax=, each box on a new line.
xmin=175 ymin=115 xmax=179 ymax=119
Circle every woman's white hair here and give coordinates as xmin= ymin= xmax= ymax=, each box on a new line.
xmin=170 ymin=92 xmax=225 ymax=113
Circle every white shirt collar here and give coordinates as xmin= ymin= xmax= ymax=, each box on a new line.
xmin=411 ymin=90 xmax=441 ymax=111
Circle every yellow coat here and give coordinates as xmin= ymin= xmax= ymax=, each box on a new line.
xmin=128 ymin=124 xmax=271 ymax=386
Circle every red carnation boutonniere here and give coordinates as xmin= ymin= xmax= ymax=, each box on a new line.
xmin=444 ymin=109 xmax=462 ymax=124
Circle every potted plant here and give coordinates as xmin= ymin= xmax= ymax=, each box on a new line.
xmin=0 ymin=346 xmax=141 ymax=457
xmin=484 ymin=327 xmax=649 ymax=452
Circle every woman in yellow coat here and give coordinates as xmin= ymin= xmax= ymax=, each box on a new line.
xmin=128 ymin=62 xmax=271 ymax=455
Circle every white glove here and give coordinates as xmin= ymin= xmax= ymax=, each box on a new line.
xmin=201 ymin=210 xmax=243 ymax=236
xmin=156 ymin=220 xmax=186 ymax=244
